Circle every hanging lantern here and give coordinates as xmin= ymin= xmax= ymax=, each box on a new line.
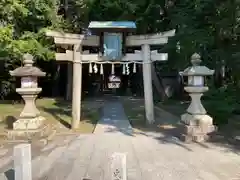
xmin=108 ymin=75 xmax=121 ymax=89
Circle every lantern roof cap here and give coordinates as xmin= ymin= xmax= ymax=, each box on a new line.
xmin=181 ymin=53 xmax=214 ymax=76
xmin=9 ymin=53 xmax=46 ymax=77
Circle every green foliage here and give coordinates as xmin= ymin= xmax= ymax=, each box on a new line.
xmin=0 ymin=0 xmax=64 ymax=61
xmin=204 ymin=85 xmax=239 ymax=125
xmin=0 ymin=0 xmax=64 ymax=98
xmin=68 ymin=0 xmax=168 ymax=33
xmin=163 ymin=0 xmax=240 ymax=125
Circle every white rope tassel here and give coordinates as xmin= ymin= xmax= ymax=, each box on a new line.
xmin=111 ymin=63 xmax=115 ymax=74
xmin=133 ymin=63 xmax=136 ymax=73
xmin=93 ymin=63 xmax=98 ymax=73
xmin=122 ymin=64 xmax=126 ymax=75
xmin=89 ymin=63 xmax=93 ymax=73
xmin=126 ymin=63 xmax=130 ymax=75
xmin=100 ymin=64 xmax=104 ymax=75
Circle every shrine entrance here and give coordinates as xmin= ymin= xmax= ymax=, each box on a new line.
xmin=46 ymin=21 xmax=175 ymax=129
xmin=85 ymin=63 xmax=130 ymax=96
xmin=99 ymin=64 xmax=123 ymax=94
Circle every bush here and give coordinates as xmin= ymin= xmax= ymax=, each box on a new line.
xmin=203 ymin=85 xmax=239 ymax=126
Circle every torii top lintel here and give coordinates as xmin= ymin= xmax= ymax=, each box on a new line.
xmin=45 ymin=28 xmax=176 ymax=62
xmin=45 ymin=30 xmax=175 ymax=46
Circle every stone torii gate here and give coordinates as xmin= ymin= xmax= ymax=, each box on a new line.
xmin=46 ymin=27 xmax=175 ymax=129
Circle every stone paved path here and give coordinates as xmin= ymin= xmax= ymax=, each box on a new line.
xmin=94 ymin=101 xmax=133 ymax=135
xmin=0 ymin=101 xmax=240 ymax=180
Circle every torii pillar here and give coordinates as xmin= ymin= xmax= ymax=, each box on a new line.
xmin=71 ymin=44 xmax=82 ymax=129
xmin=142 ymin=44 xmax=154 ymax=124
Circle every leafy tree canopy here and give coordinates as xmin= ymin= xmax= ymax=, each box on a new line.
xmin=0 ymin=0 xmax=240 ymax=96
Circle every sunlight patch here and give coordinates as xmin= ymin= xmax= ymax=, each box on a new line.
xmin=157 ymin=124 xmax=175 ymax=129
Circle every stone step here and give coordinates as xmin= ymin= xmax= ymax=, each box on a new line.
xmin=83 ymin=140 xmax=109 ymax=180
xmin=32 ymin=135 xmax=78 ymax=179
xmin=40 ymin=135 xmax=91 ymax=180
xmin=65 ymin=135 xmax=97 ymax=180
xmin=40 ymin=134 xmax=77 ymax=152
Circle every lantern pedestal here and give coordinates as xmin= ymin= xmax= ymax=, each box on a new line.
xmin=180 ymin=87 xmax=216 ymax=142
xmin=7 ymin=87 xmax=51 ymax=141
xmin=13 ymin=88 xmax=45 ymax=130
xmin=180 ymin=113 xmax=216 ymax=142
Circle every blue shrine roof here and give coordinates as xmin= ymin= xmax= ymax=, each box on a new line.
xmin=88 ymin=21 xmax=136 ymax=29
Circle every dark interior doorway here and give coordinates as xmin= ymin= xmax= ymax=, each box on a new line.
xmin=87 ymin=64 xmax=128 ymax=96
xmin=40 ymin=62 xmax=144 ymax=99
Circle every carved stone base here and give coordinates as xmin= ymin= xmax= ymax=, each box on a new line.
xmin=4 ymin=116 xmax=55 ymax=142
xmin=6 ymin=122 xmax=55 ymax=142
xmin=13 ymin=116 xmax=45 ymax=130
xmin=180 ymin=113 xmax=216 ymax=143
xmin=181 ymin=113 xmax=213 ymax=126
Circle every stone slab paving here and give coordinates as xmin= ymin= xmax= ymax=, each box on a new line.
xmin=32 ymin=133 xmax=239 ymax=180
xmin=94 ymin=101 xmax=133 ymax=135
xmin=1 ymin=138 xmax=240 ymax=180
xmin=0 ymin=102 xmax=240 ymax=180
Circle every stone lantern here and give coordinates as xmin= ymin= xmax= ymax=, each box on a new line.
xmin=9 ymin=53 xmax=46 ymax=132
xmin=180 ymin=53 xmax=215 ymax=142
